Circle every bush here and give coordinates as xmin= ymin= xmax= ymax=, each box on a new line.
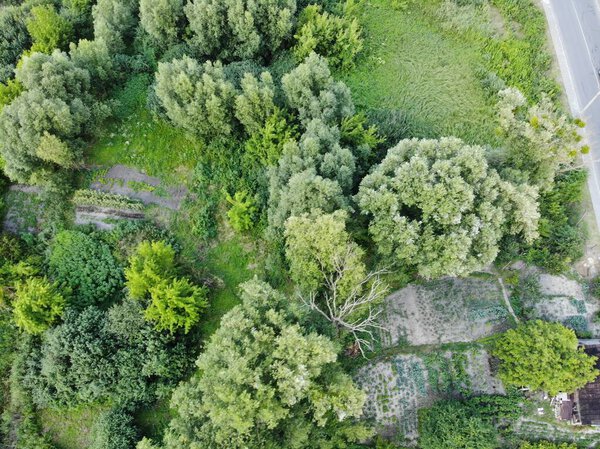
xmin=72 ymin=189 xmax=144 ymax=211
xmin=245 ymin=108 xmax=298 ymax=166
xmin=225 ymin=190 xmax=257 ymax=232
xmin=13 ymin=277 xmax=65 ymax=335
xmin=47 ymin=231 xmax=124 ymax=308
xmin=90 ymin=407 xmax=139 ymax=449
xmin=294 ymin=5 xmax=363 ymax=70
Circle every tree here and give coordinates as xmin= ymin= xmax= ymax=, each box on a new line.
xmin=285 ymin=211 xmax=387 ymax=354
xmin=0 ymin=78 xmax=22 ymax=111
xmin=26 ymin=4 xmax=72 ymax=54
xmin=184 ymin=0 xmax=296 ymax=61
xmin=13 ymin=277 xmax=65 ymax=335
xmin=0 ymin=5 xmax=31 ymax=83
xmin=234 ymin=71 xmax=276 ymax=135
xmin=145 ymin=277 xmax=208 ymax=334
xmin=92 ymin=0 xmax=138 ymax=53
xmin=282 ymin=52 xmax=354 ymax=125
xmin=22 ymin=301 xmax=190 ymax=406
xmin=356 ymin=137 xmax=540 ymax=278
xmin=497 ymin=87 xmax=586 ymax=191
xmin=47 ymin=231 xmax=123 ymax=308
xmin=154 ymin=57 xmax=236 ymax=140
xmin=69 ymin=39 xmax=114 ymax=93
xmin=419 ymin=401 xmax=499 ymax=449
xmin=162 ymin=279 xmax=372 ymax=449
xmin=61 ymin=0 xmax=95 ymax=39
xmin=0 ymin=50 xmax=110 ymax=187
xmin=245 ymin=107 xmax=298 ymax=166
xmin=268 ymin=119 xmax=357 ymax=232
xmin=294 ymin=5 xmax=363 ymax=70
xmin=139 ymin=0 xmax=183 ymax=45
xmin=125 ymin=240 xmax=176 ymax=300
xmin=493 ymin=320 xmax=599 ymax=396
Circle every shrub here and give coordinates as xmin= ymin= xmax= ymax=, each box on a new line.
xmin=90 ymin=407 xmax=139 ymax=449
xmin=245 ymin=107 xmax=298 ymax=166
xmin=72 ymin=189 xmax=144 ymax=211
xmin=294 ymin=5 xmax=363 ymax=70
xmin=13 ymin=277 xmax=65 ymax=335
xmin=225 ymin=190 xmax=257 ymax=232
xmin=124 ymin=240 xmax=176 ymax=300
xmin=47 ymin=230 xmax=124 ymax=308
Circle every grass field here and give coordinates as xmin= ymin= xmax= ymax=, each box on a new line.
xmin=87 ymin=74 xmax=203 ymax=185
xmin=340 ymin=0 xmax=499 ymax=144
xmin=40 ymin=403 xmax=110 ymax=449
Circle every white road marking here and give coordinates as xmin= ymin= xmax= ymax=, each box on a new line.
xmin=582 ymin=90 xmax=600 ymax=113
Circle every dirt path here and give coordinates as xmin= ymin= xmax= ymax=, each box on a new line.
xmin=498 ymin=277 xmax=519 ymax=323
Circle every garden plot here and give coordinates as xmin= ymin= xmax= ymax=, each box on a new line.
xmin=382 ymin=277 xmax=512 ymax=347
xmin=90 ymin=165 xmax=188 ymax=210
xmin=527 ymin=274 xmax=600 ymax=338
xmin=357 ymin=348 xmax=502 ymax=444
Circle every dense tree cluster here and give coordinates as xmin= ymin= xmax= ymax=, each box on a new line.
xmin=160 ymin=279 xmax=371 ymax=449
xmin=357 ymin=137 xmax=540 ymax=278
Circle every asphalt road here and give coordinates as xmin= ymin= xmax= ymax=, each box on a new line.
xmin=543 ymin=0 xmax=600 ymax=230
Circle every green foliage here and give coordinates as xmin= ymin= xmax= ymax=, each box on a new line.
xmin=497 ymin=88 xmax=585 ymax=191
xmin=72 ymin=189 xmax=144 ymax=211
xmin=0 ymin=5 xmax=31 ymax=83
xmin=245 ymin=107 xmax=298 ymax=166
xmin=419 ymin=400 xmax=498 ymax=449
xmin=26 ymin=4 xmax=72 ymax=54
xmin=92 ymin=0 xmax=138 ymax=53
xmin=48 ymin=231 xmax=123 ymax=308
xmin=22 ymin=301 xmax=191 ymax=406
xmin=225 ymin=191 xmax=257 ymax=232
xmin=234 ymin=71 xmax=276 ymax=135
xmin=294 ymin=5 xmax=363 ymax=70
xmin=90 ymin=407 xmax=139 ymax=449
xmin=154 ymin=57 xmax=236 ymax=140
xmin=284 ymin=210 xmax=365 ymax=297
xmin=0 ymin=50 xmax=110 ymax=188
xmin=125 ymin=240 xmax=176 ymax=300
xmin=524 ymin=170 xmax=587 ymax=273
xmin=184 ymin=0 xmax=296 ymax=61
xmin=357 ymin=137 xmax=539 ymax=278
xmin=282 ymin=52 xmax=354 ymax=125
xmin=494 ymin=320 xmax=599 ymax=396
xmin=162 ymin=279 xmax=372 ymax=448
xmin=0 ymin=78 xmax=22 ymax=111
xmin=13 ymin=277 xmax=65 ymax=335
xmin=146 ymin=277 xmax=208 ymax=334
xmin=69 ymin=39 xmax=114 ymax=93
xmin=139 ymin=0 xmax=183 ymax=46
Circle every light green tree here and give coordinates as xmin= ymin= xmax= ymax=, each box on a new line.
xmin=356 ymin=137 xmax=540 ymax=278
xmin=282 ymin=52 xmax=354 ymax=124
xmin=225 ymin=191 xmax=257 ymax=232
xmin=294 ymin=5 xmax=363 ymax=70
xmin=498 ymin=87 xmax=586 ymax=191
xmin=26 ymin=4 xmax=73 ymax=54
xmin=92 ymin=0 xmax=138 ymax=53
xmin=124 ymin=240 xmax=176 ymax=300
xmin=234 ymin=71 xmax=276 ymax=135
xmin=13 ymin=277 xmax=65 ymax=335
xmin=146 ymin=277 xmax=208 ymax=334
xmin=184 ymin=0 xmax=296 ymax=60
xmin=154 ymin=57 xmax=236 ymax=140
xmin=161 ymin=278 xmax=372 ymax=449
xmin=139 ymin=0 xmax=183 ymax=45
xmin=494 ymin=320 xmax=599 ymax=395
xmin=245 ymin=107 xmax=298 ymax=166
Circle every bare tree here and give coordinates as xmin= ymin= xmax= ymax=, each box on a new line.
xmin=298 ymin=248 xmax=389 ymax=357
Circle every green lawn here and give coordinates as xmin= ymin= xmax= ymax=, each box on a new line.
xmin=86 ymin=74 xmax=203 ymax=185
xmin=40 ymin=403 xmax=110 ymax=449
xmin=339 ymin=0 xmax=499 ymax=144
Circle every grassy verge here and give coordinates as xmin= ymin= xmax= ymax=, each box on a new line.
xmin=39 ymin=403 xmax=110 ymax=449
xmin=86 ymin=74 xmax=202 ymax=185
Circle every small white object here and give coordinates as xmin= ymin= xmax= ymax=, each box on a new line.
xmin=538 ymin=407 xmax=545 ymax=415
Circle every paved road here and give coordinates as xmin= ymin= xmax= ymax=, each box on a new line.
xmin=543 ymin=0 xmax=600 ymax=230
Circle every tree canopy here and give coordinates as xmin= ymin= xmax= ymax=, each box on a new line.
xmin=13 ymin=277 xmax=65 ymax=335
xmin=356 ymin=137 xmax=540 ymax=278
xmin=494 ymin=320 xmax=599 ymax=395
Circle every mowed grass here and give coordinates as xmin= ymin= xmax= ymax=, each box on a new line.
xmin=340 ymin=0 xmax=498 ymax=144
xmin=87 ymin=74 xmax=203 ymax=185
